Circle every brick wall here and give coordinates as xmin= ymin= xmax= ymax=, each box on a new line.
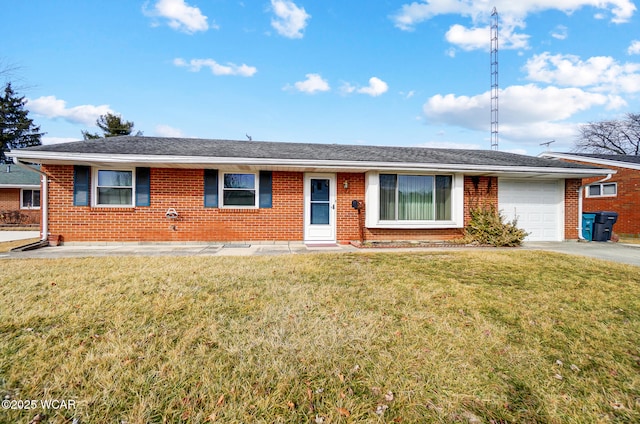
xmin=44 ymin=166 xmax=575 ymax=243
xmin=0 ymin=188 xmax=40 ymax=224
xmin=558 ymin=160 xmax=640 ymax=237
xmin=580 ymin=167 xmax=640 ymax=237
xmin=564 ymin=179 xmax=581 ymax=240
xmin=44 ymin=166 xmax=304 ymax=242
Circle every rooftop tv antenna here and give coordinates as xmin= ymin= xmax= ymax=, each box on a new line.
xmin=540 ymin=140 xmax=555 ymax=151
xmin=490 ymin=7 xmax=499 ymax=151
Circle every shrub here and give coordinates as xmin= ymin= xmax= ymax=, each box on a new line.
xmin=464 ymin=205 xmax=528 ymax=247
xmin=0 ymin=210 xmax=30 ymax=225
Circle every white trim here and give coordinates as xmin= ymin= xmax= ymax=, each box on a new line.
xmin=0 ymin=184 xmax=40 ymax=189
xmin=365 ymin=172 xmax=464 ymax=229
xmin=219 ymin=171 xmax=259 ymax=209
xmin=540 ymin=152 xmax=636 ymax=171
xmin=92 ymin=168 xmax=136 ymax=208
xmin=586 ymin=182 xmax=617 ymax=198
xmin=7 ymin=151 xmax=613 ymax=177
xmin=20 ymin=188 xmax=41 ymax=210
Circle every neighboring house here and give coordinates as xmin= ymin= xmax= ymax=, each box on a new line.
xmin=0 ymin=163 xmax=41 ymax=225
xmin=8 ymin=137 xmax=611 ymax=244
xmin=540 ymin=152 xmax=640 ymax=238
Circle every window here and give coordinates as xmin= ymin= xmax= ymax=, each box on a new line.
xmin=366 ymin=172 xmax=462 ymax=229
xmin=379 ymin=174 xmax=452 ymax=221
xmin=21 ymin=189 xmax=41 ymax=209
xmin=95 ymin=170 xmax=133 ymax=206
xmin=205 ymin=170 xmax=272 ymax=208
xmin=587 ymin=182 xmax=617 ymax=198
xmin=221 ymin=173 xmax=257 ymax=207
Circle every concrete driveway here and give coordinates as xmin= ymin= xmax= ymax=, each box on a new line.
xmin=0 ymin=231 xmax=40 ymax=242
xmin=522 ymin=241 xmax=640 ymax=267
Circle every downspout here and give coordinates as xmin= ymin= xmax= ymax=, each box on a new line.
xmin=577 ymin=173 xmax=612 ymax=240
xmin=12 ymin=158 xmax=48 ymax=242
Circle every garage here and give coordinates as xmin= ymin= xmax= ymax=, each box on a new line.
xmin=498 ymin=179 xmax=564 ymax=242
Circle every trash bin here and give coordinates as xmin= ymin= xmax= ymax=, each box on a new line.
xmin=582 ymin=213 xmax=596 ymax=241
xmin=592 ymin=211 xmax=618 ymax=242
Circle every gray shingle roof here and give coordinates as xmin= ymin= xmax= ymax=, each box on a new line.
xmin=19 ymin=136 xmax=598 ymax=170
xmin=561 ymin=153 xmax=640 ymax=165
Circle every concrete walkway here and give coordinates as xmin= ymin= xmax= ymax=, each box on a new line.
xmin=0 ymin=242 xmax=357 ymax=259
xmin=2 ymin=239 xmax=639 ymax=267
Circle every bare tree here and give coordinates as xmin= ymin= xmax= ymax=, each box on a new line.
xmin=574 ymin=113 xmax=640 ymax=155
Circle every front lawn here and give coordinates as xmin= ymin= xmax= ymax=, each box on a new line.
xmin=1 ymin=251 xmax=638 ymax=423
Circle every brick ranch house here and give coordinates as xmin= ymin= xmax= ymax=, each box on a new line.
xmin=8 ymin=137 xmax=611 ymax=245
xmin=0 ymin=163 xmax=41 ymax=225
xmin=541 ymin=152 xmax=639 ymax=238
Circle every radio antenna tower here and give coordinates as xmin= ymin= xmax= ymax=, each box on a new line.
xmin=490 ymin=7 xmax=499 ymax=151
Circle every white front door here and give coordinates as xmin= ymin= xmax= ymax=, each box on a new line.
xmin=304 ymin=174 xmax=336 ymax=243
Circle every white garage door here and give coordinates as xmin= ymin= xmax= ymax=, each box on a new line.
xmin=498 ymin=179 xmax=564 ymax=242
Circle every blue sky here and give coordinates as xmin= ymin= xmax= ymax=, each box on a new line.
xmin=2 ymin=0 xmax=640 ymax=155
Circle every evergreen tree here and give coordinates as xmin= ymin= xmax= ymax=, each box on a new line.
xmin=82 ymin=112 xmax=141 ymax=140
xmin=0 ymin=83 xmax=43 ymax=162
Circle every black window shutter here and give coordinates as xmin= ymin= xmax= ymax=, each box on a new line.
xmin=259 ymin=171 xmax=272 ymax=208
xmin=73 ymin=165 xmax=90 ymax=206
xmin=135 ymin=167 xmax=151 ymax=207
xmin=204 ymin=169 xmax=218 ymax=208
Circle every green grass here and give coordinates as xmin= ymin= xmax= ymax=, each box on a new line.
xmin=1 ymin=251 xmax=639 ymax=423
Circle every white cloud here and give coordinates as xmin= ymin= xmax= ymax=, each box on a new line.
xmin=27 ymin=96 xmax=113 ymax=126
xmin=341 ymin=77 xmax=389 ymax=97
xmin=550 ymin=25 xmax=568 ymax=40
xmin=422 ymin=84 xmax=622 ymax=140
xmin=42 ymin=137 xmax=79 ymax=145
xmin=270 ymin=0 xmax=310 ymax=39
xmin=628 ymin=40 xmax=640 ymax=55
xmin=145 ymin=0 xmax=210 ymax=34
xmin=154 ymin=124 xmax=185 ymax=137
xmin=357 ymin=77 xmax=389 ymax=97
xmin=524 ymin=52 xmax=640 ymax=93
xmin=444 ymin=16 xmax=530 ymax=51
xmin=173 ymin=58 xmax=257 ymax=77
xmin=288 ymin=73 xmax=330 ymax=94
xmin=401 ymin=90 xmax=416 ymax=99
xmin=391 ymin=0 xmax=636 ymax=31
xmin=416 ymin=141 xmax=483 ymax=150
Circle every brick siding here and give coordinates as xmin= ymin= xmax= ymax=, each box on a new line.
xmin=0 ymin=188 xmax=40 ymax=224
xmin=42 ymin=165 xmax=579 ymax=243
xmin=560 ymin=160 xmax=640 ymax=238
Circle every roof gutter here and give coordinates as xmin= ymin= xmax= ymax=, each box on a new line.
xmin=7 ymin=151 xmax=614 ymax=177
xmin=11 ymin=158 xmax=48 ymax=242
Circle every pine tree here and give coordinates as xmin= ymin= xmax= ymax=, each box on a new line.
xmin=82 ymin=112 xmax=141 ymax=140
xmin=0 ymin=83 xmax=43 ymax=162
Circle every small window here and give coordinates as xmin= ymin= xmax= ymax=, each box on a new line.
xmin=95 ymin=170 xmax=133 ymax=206
xmin=221 ymin=173 xmax=257 ymax=207
xmin=586 ymin=182 xmax=617 ymax=198
xmin=21 ymin=189 xmax=41 ymax=209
